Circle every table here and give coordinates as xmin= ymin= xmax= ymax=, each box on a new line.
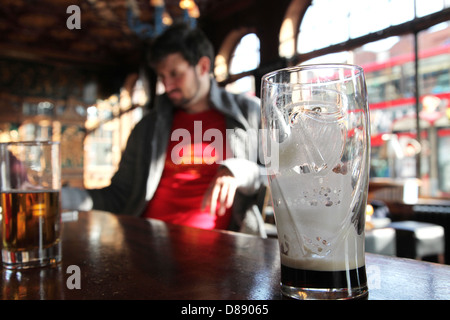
xmin=1 ymin=210 xmax=450 ymax=300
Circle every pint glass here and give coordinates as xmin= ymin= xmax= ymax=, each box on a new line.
xmin=0 ymin=141 xmax=62 ymax=269
xmin=261 ymin=64 xmax=370 ymax=299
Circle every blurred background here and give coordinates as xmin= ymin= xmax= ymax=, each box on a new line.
xmin=0 ymin=0 xmax=448 ymax=202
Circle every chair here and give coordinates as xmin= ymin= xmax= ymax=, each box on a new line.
xmin=413 ymin=204 xmax=450 ymax=264
xmin=365 ymin=227 xmax=396 ymax=256
xmin=388 ymin=220 xmax=445 ymax=263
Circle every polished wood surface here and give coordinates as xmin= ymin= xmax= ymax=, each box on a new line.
xmin=1 ymin=210 xmax=450 ymax=300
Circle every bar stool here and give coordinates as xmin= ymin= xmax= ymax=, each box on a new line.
xmin=388 ymin=220 xmax=445 ymax=263
xmin=365 ymin=227 xmax=396 ymax=256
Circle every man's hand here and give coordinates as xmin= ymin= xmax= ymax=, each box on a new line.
xmin=202 ymin=166 xmax=238 ymax=216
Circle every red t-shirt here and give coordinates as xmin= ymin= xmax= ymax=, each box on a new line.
xmin=143 ymin=108 xmax=232 ymax=230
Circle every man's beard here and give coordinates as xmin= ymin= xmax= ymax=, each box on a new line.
xmin=169 ymin=73 xmax=202 ymax=109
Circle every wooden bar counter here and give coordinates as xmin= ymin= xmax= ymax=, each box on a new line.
xmin=1 ymin=210 xmax=449 ymax=300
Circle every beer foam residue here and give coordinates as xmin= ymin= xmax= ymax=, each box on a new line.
xmin=280 ymin=253 xmax=365 ymax=272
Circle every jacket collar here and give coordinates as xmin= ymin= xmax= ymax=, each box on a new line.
xmin=208 ymin=77 xmax=250 ymax=130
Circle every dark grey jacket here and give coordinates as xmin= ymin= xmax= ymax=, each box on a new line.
xmin=62 ymin=79 xmax=267 ymax=236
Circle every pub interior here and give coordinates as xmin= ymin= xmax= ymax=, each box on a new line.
xmin=0 ymin=0 xmax=450 ymax=300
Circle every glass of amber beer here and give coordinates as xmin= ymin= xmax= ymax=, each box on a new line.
xmin=0 ymin=141 xmax=62 ymax=269
xmin=261 ymin=64 xmax=370 ymax=299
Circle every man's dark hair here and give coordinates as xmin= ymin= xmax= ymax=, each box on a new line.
xmin=147 ymin=23 xmax=214 ymax=69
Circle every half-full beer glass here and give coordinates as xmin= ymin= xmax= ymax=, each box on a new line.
xmin=1 ymin=141 xmax=62 ymax=269
xmin=261 ymin=64 xmax=370 ymax=299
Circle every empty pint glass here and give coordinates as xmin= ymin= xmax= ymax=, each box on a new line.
xmin=261 ymin=64 xmax=370 ymax=299
xmin=1 ymin=141 xmax=62 ymax=269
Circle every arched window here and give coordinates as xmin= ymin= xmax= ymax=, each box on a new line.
xmin=279 ymin=17 xmax=295 ymax=58
xmin=297 ymin=0 xmax=446 ymax=54
xmin=226 ymin=33 xmax=260 ymax=95
xmin=229 ymin=33 xmax=260 ymax=74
